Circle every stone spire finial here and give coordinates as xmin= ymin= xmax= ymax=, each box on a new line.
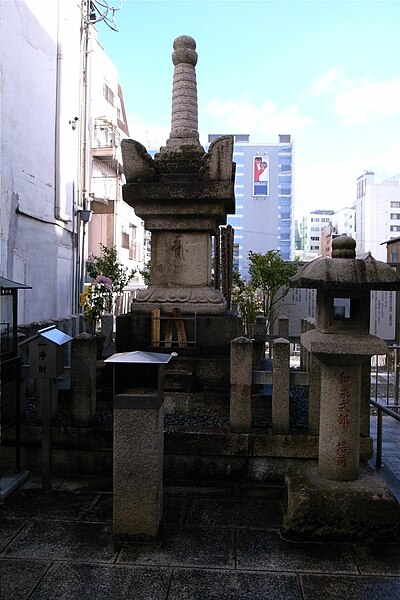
xmin=167 ymin=35 xmax=201 ymax=148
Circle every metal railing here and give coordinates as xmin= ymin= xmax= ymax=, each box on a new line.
xmin=370 ymin=399 xmax=400 ymax=468
xmin=370 ymin=345 xmax=400 ymax=468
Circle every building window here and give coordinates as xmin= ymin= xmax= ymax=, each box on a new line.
xmin=390 ymin=214 xmax=400 ymax=220
xmin=391 ymin=202 xmax=400 ymax=208
xmin=390 ymin=226 xmax=400 ymax=232
xmin=279 ymin=158 xmax=291 ymax=172
xmin=103 ymin=83 xmax=115 ymax=106
xmin=121 ymin=231 xmax=129 ymax=249
xmin=311 ymin=236 xmax=320 ymax=241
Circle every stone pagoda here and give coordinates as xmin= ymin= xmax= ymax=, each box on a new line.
xmin=116 ymin=36 xmax=241 ymax=381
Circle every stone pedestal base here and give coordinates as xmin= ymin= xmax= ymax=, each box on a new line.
xmin=113 ymin=405 xmax=164 ymax=538
xmin=130 ymin=286 xmax=226 ymax=315
xmin=282 ymin=462 xmax=400 ymax=542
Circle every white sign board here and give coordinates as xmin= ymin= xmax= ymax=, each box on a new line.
xmin=274 ymin=289 xmax=396 ymax=341
xmin=370 ymin=290 xmax=395 ymax=340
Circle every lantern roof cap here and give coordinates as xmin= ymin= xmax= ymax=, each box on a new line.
xmin=290 ymin=235 xmax=400 ymax=290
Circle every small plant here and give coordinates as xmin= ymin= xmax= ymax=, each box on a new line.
xmin=80 ymin=275 xmax=113 ymax=331
xmin=231 ymin=271 xmax=263 ymax=336
xmin=86 ymin=244 xmax=136 ymax=311
xmin=139 ymin=261 xmax=151 ymax=287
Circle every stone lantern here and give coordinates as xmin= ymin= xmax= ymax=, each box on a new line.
xmin=283 ymin=235 xmax=400 ymax=540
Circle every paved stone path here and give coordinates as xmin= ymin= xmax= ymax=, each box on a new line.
xmin=2 ymin=463 xmax=400 ymax=599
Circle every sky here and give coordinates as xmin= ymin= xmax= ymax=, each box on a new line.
xmin=97 ymin=0 xmax=400 ymax=220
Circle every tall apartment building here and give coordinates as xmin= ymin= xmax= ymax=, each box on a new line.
xmin=208 ymin=134 xmax=294 ymax=280
xmin=300 ymin=210 xmax=335 ymax=258
xmin=1 ymin=0 xmax=146 ymax=324
xmin=356 ymin=171 xmax=400 ymax=261
xmin=300 ymin=207 xmax=356 ymax=259
xmin=88 ymin=36 xmax=145 ymax=288
xmin=319 ymin=207 xmax=356 ymax=257
xmin=333 ymin=206 xmax=356 ymax=239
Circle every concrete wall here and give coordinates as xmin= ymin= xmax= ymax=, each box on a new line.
xmin=1 ymin=0 xmax=81 ymax=323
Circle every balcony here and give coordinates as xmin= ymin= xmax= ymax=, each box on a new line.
xmin=91 ymin=177 xmax=121 ymax=215
xmin=92 ymin=119 xmax=123 ymax=172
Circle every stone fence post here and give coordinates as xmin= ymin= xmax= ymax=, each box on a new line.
xmin=100 ymin=313 xmax=114 ymax=351
xmin=253 ymin=315 xmax=266 ymax=369
xmin=272 ymin=338 xmax=290 ymax=433
xmin=230 ymin=337 xmax=253 ymax=433
xmin=70 ymin=333 xmax=97 ymax=426
xmin=278 ymin=317 xmax=289 ymax=339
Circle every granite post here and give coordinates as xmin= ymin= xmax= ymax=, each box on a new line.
xmin=230 ymin=337 xmax=253 ymax=433
xmin=70 ymin=333 xmax=97 ymax=426
xmin=272 ymin=338 xmax=290 ymax=434
xmin=114 ymin=402 xmax=164 ymax=537
xmin=319 ymin=362 xmax=361 ymax=480
xmin=105 ymin=351 xmax=172 ymax=538
xmin=308 ymin=353 xmax=321 ymax=435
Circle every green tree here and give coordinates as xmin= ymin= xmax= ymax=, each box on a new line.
xmin=86 ymin=244 xmax=136 ymax=311
xmin=247 ymin=250 xmax=297 ymax=333
xmin=231 ymin=270 xmax=263 ymax=336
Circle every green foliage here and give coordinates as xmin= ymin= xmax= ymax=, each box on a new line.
xmin=247 ymin=250 xmax=297 ymax=333
xmin=139 ymin=261 xmax=152 ymax=287
xmin=86 ymin=244 xmax=136 ymax=295
xmin=80 ymin=276 xmax=113 ymax=326
xmin=231 ymin=270 xmax=263 ymax=336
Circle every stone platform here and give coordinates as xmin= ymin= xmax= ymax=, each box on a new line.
xmin=2 ymin=475 xmax=400 ymax=599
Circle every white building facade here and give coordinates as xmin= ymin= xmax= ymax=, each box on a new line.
xmin=1 ymin=0 xmax=81 ymax=323
xmin=88 ymin=37 xmax=146 ymax=288
xmin=300 ymin=210 xmax=334 ymax=259
xmin=333 ymin=206 xmax=356 ymax=239
xmin=356 ymin=172 xmax=400 ymax=261
xmin=208 ymin=134 xmax=294 ymax=280
xmin=1 ymin=0 xmax=145 ymax=324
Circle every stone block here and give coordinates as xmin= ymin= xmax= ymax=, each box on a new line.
xmin=70 ymin=333 xmax=97 ymax=426
xmin=272 ymin=338 xmax=290 ymax=434
xmin=282 ymin=462 xmax=400 ymax=541
xmin=230 ymin=337 xmax=253 ymax=433
xmin=113 ymin=406 xmax=164 ymax=537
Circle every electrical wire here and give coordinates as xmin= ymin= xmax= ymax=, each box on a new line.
xmin=85 ymin=0 xmax=122 ymax=31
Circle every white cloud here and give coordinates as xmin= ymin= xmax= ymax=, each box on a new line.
xmin=126 ymin=113 xmax=169 ymax=149
xmin=334 ymin=78 xmax=400 ymax=124
xmin=201 ymin=98 xmax=313 ymax=142
xmin=309 ymin=67 xmax=343 ymax=96
xmin=294 ymin=139 xmax=400 ymax=221
xmin=309 ymin=69 xmax=400 ymax=125
xmin=367 ymin=142 xmax=400 ymax=181
xmin=294 ymin=159 xmax=360 ymax=220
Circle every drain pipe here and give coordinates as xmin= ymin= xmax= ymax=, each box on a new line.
xmin=54 ymin=0 xmax=71 ymax=224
